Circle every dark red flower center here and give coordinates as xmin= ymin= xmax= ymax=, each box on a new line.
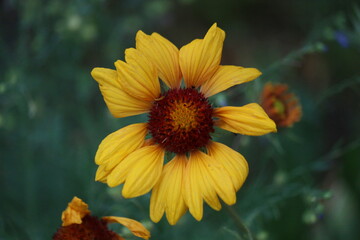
xmin=148 ymin=88 xmax=214 ymax=154
xmin=52 ymin=215 xmax=121 ymax=240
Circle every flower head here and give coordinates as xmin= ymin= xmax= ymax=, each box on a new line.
xmin=53 ymin=197 xmax=150 ymax=240
xmin=91 ymin=23 xmax=276 ymax=225
xmin=261 ymin=82 xmax=302 ymax=127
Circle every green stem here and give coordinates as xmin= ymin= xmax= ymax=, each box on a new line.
xmin=225 ymin=205 xmax=254 ymax=240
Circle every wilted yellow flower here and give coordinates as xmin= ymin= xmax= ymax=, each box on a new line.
xmin=91 ymin=23 xmax=276 ymax=225
xmin=53 ymin=197 xmax=150 ymax=240
xmin=261 ymin=82 xmax=302 ymax=127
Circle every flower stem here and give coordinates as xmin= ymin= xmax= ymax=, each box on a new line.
xmin=224 ymin=205 xmax=254 ymax=240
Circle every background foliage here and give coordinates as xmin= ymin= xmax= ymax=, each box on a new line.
xmin=1 ymin=0 xmax=360 ymax=239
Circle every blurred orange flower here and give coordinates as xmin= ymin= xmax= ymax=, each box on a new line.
xmin=53 ymin=197 xmax=150 ymax=240
xmin=261 ymin=83 xmax=302 ymax=127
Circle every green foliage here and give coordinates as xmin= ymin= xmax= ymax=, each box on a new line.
xmin=1 ymin=0 xmax=360 ymax=239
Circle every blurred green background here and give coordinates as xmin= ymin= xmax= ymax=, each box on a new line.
xmin=1 ymin=0 xmax=360 ymax=239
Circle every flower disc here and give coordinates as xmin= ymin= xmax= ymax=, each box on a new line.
xmin=53 ymin=215 xmax=120 ymax=240
xmin=148 ymin=88 xmax=214 ymax=153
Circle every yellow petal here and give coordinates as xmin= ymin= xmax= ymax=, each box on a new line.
xmin=136 ymin=31 xmax=182 ymax=89
xmin=107 ymin=145 xmax=164 ymax=193
xmin=197 ymin=151 xmax=236 ymax=206
xmin=103 ymin=216 xmax=151 ymax=240
xmin=106 ymin=145 xmax=155 ymax=188
xmin=95 ymin=123 xmax=148 ymax=167
xmin=183 ymin=150 xmax=236 ymax=221
xmin=214 ymin=103 xmax=277 ymax=135
xmin=183 ymin=152 xmax=203 ymax=221
xmin=207 ymin=141 xmax=248 ymax=191
xmin=180 ymin=23 xmax=225 ymax=88
xmin=115 ymin=48 xmax=160 ymax=101
xmin=200 ymin=65 xmax=262 ymax=97
xmin=91 ymin=67 xmax=152 ymax=117
xmin=95 ymin=164 xmax=111 ymax=183
xmin=61 ymin=197 xmax=90 ymax=226
xmin=150 ymin=154 xmax=187 ymax=225
xmin=122 ymin=145 xmax=165 ymax=198
xmin=94 ymin=123 xmax=147 ymax=183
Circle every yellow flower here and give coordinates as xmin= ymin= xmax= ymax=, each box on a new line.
xmin=53 ymin=197 xmax=151 ymax=240
xmin=91 ymin=23 xmax=277 ymax=225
